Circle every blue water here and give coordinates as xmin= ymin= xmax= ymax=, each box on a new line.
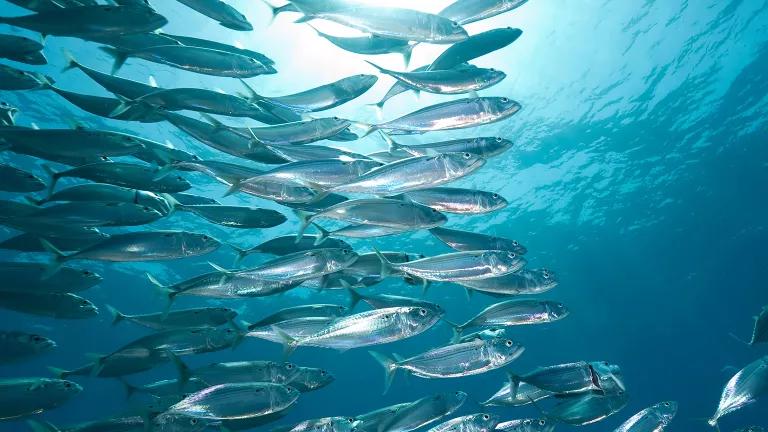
xmin=1 ymin=0 xmax=767 ymax=431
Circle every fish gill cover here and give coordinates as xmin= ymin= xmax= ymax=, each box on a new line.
xmin=0 ymin=0 xmax=766 ymax=432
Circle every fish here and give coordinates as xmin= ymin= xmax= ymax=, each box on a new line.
xmin=459 ymin=269 xmax=558 ymax=296
xmin=154 ymin=382 xmax=299 ymax=421
xmin=27 ymin=417 xmax=145 ymax=432
xmin=247 ymin=317 xmax=337 ymax=344
xmin=430 ymin=227 xmax=527 ymax=254
xmin=272 ymin=416 xmax=358 ymax=432
xmin=614 ymin=401 xmax=677 ymax=432
xmin=391 ymin=188 xmax=508 ymax=214
xmin=0 ymin=331 xmax=56 ymax=364
xmin=171 ymin=192 xmax=220 ymax=206
xmin=148 ymin=268 xmax=303 ymax=302
xmin=19 ymin=201 xmax=164 ymax=227
xmin=111 ymin=87 xmax=265 ymax=119
xmin=439 ymin=0 xmax=529 ymax=25
xmin=314 ymin=224 xmax=417 ymax=242
xmin=331 ymin=153 xmax=485 ymax=195
xmin=297 ymin=7 xmax=468 ymax=44
xmin=733 ymin=427 xmax=765 ymax=432
xmin=265 ymin=144 xmax=370 ymax=163
xmin=107 ymin=306 xmax=237 ymax=330
xmin=275 ymin=305 xmax=444 ymax=356
xmin=161 ymin=33 xmax=274 ymax=65
xmin=1 ymin=128 xmax=147 ymax=163
xmin=290 ymin=366 xmax=336 ymax=391
xmin=309 ymin=26 xmax=414 ymax=66
xmin=543 ymin=370 xmax=628 ymax=426
xmin=5 ymin=0 xmax=97 ymax=12
xmin=0 ymin=378 xmax=81 ymax=420
xmin=246 ymin=118 xmax=354 ymax=146
xmin=374 ymin=392 xmax=468 ymax=432
xmin=451 ymin=300 xmax=569 ymax=338
xmin=0 ymin=5 xmax=167 ymax=38
xmin=370 ymin=338 xmax=524 ymax=392
xmin=234 ymin=234 xmax=352 ymax=263
xmin=0 ymin=34 xmax=46 ymax=65
xmin=348 ymin=290 xmax=439 ymax=310
xmin=481 ymin=381 xmax=553 ymax=407
xmin=709 ymin=355 xmax=768 ymax=428
xmin=233 ymin=248 xmax=359 ymax=282
xmin=89 ymin=30 xmax=182 ymax=51
xmin=0 ymin=164 xmax=45 ymax=192
xmin=247 ymin=158 xmax=382 ymax=189
xmin=0 ymin=262 xmax=103 ymax=294
xmin=42 ymin=231 xmax=221 ymax=271
xmin=248 ymin=304 xmax=349 ymax=328
xmin=173 ymin=359 xmax=301 ymax=389
xmin=456 ymin=328 xmax=507 ymax=343
xmin=48 ymin=86 xmax=165 ymax=123
xmin=62 ymin=53 xmax=157 ymax=100
xmin=376 ymin=249 xmax=524 ymax=282
xmin=425 ymin=414 xmax=499 ymax=432
xmin=0 ymin=101 xmax=17 ymax=125
xmin=258 ymin=74 xmax=378 ymax=112
xmin=509 ymin=361 xmax=622 ymax=398
xmin=29 ymin=183 xmax=172 ymax=215
xmin=495 ymin=419 xmax=554 ymax=432
xmin=101 ymin=44 xmax=275 ymax=77
xmin=297 ymin=198 xmax=448 ymax=237
xmin=372 ymin=97 xmax=522 ymax=135
xmin=355 ymin=402 xmax=412 ymax=432
xmin=177 ymin=0 xmax=253 ymax=31
xmin=0 ymin=63 xmax=52 ymax=90
xmin=44 ymin=162 xmax=191 ymax=194
xmin=371 ymin=135 xmax=514 ymax=163
xmin=0 ymin=231 xmax=109 ymax=253
xmin=177 ymin=205 xmax=287 ymax=229
xmin=732 ymin=305 xmax=768 ymax=346
xmin=161 ymin=112 xmax=288 ymax=164
xmin=0 ymin=292 xmax=98 ymax=319
xmin=367 ymin=61 xmax=506 ymax=95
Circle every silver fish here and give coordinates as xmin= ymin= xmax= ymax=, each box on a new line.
xmin=0 ymin=262 xmax=102 ymax=293
xmin=367 ymin=62 xmax=505 ymax=95
xmin=235 ymin=235 xmax=351 ymax=263
xmin=430 ymin=227 xmax=527 ymax=254
xmin=45 ymin=162 xmax=190 ymax=194
xmin=156 ymin=382 xmax=299 ymax=420
xmin=1 ymin=127 xmax=147 ymax=161
xmin=377 ymin=135 xmax=513 ymax=162
xmin=460 ymin=269 xmax=558 ymax=296
xmin=614 ymin=401 xmax=677 ymax=432
xmin=315 ymin=224 xmax=416 ymax=241
xmin=249 ymin=158 xmax=382 ymax=188
xmin=29 ymin=183 xmax=172 ymax=215
xmin=0 ymin=34 xmax=45 ymax=65
xmin=374 ymin=392 xmax=468 ymax=432
xmin=0 ymin=378 xmax=81 ymax=420
xmin=0 ymin=5 xmax=167 ymax=38
xmin=495 ymin=419 xmax=554 ymax=432
xmin=0 ymin=64 xmax=52 ymax=90
xmin=111 ymin=87 xmax=264 ymax=119
xmin=171 ymin=193 xmax=220 ymax=206
xmin=149 ymin=268 xmax=303 ymax=301
xmin=6 ymin=0 xmax=96 ymax=12
xmin=481 ymin=381 xmax=553 ymax=407
xmin=62 ymin=54 xmax=157 ymax=100
xmin=456 ymin=328 xmax=507 ymax=343
xmin=510 ymin=361 xmax=622 ymax=398
xmin=28 ymin=416 xmax=145 ymax=432
xmin=247 ymin=118 xmax=353 ymax=146
xmin=374 ymin=97 xmax=521 ymax=135
xmin=177 ymin=0 xmax=252 ymax=31
xmin=276 ymin=305 xmax=444 ymax=356
xmin=0 ymin=292 xmax=98 ymax=319
xmin=332 ymin=153 xmax=485 ymax=195
xmin=101 ymin=44 xmax=275 ymax=77
xmin=290 ymin=366 xmax=335 ymax=391
xmin=247 ymin=317 xmax=337 ymax=344
xmin=235 ymin=248 xmax=358 ymax=282
xmin=21 ymin=201 xmax=163 ymax=227
xmin=377 ymin=249 xmax=524 ymax=282
xmin=249 ymin=304 xmax=349 ymax=328
xmin=265 ymin=144 xmax=370 ymax=163
xmin=426 ymin=414 xmax=499 ymax=432
xmin=0 ymin=331 xmax=56 ymax=364
xmin=297 ymin=198 xmax=447 ymax=237
xmin=544 ymin=371 xmax=627 ymax=426
xmin=0 ymin=231 xmax=109 ymax=253
xmin=174 ymin=360 xmax=301 ymax=389
xmin=310 ymin=27 xmax=413 ymax=66
xmin=452 ymin=300 xmax=569 ymax=338
xmin=161 ymin=33 xmax=274 ymax=66
xmin=393 ymin=188 xmax=507 ymax=214
xmin=356 ymin=402 xmax=412 ymax=432
xmin=349 ymin=291 xmax=439 ymax=310
xmin=263 ymin=74 xmax=378 ymax=112
xmin=49 ymin=86 xmax=164 ymax=123
xmin=734 ymin=305 xmax=768 ymax=346
xmin=709 ymin=356 xmax=768 ymax=428
xmin=439 ymin=0 xmax=528 ymax=25
xmin=371 ymin=338 xmax=524 ymax=392
xmin=0 ymin=164 xmax=45 ymax=192
xmin=297 ymin=7 xmax=467 ymax=44
xmin=178 ymin=205 xmax=287 ymax=229
xmin=108 ymin=306 xmax=237 ymax=330
xmin=272 ymin=416 xmax=358 ymax=432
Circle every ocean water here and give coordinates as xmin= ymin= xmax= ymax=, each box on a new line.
xmin=1 ymin=0 xmax=767 ymax=431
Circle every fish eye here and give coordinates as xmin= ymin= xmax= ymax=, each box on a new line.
xmin=451 ymin=21 xmax=459 ymax=27
xmin=542 ymin=270 xmax=550 ymax=279
xmin=64 ymin=382 xmax=72 ymax=388
xmin=333 ymin=116 xmax=340 ymax=120
xmin=462 ymin=152 xmax=471 ymax=159
xmin=618 ymin=390 xmax=625 ymax=395
xmin=501 ymin=97 xmax=509 ymax=103
xmin=663 ymin=402 xmax=670 ymax=407
xmin=454 ymin=391 xmax=462 ymax=396
xmin=80 ymin=300 xmax=89 ymax=305
xmin=482 ymin=414 xmax=490 ymax=420
xmin=511 ymin=240 xmax=519 ymax=246
xmin=505 ymin=340 xmax=513 ymax=347
xmin=539 ymin=420 xmax=546 ymax=426
xmin=286 ymin=363 xmax=294 ymax=369
xmin=431 ymin=208 xmax=438 ymax=213
xmin=32 ymin=335 xmax=42 ymax=341
xmin=492 ymin=193 xmax=499 ymax=199
xmin=418 ymin=308 xmax=427 ymax=316
xmin=82 ymin=270 xmax=90 ymax=275
xmin=495 ymin=137 xmax=503 ymax=142
xmin=190 ymin=419 xmax=198 ymax=425
xmin=202 ymin=235 xmax=209 ymax=240
xmin=176 ymin=176 xmax=184 ymax=180
xmin=320 ymin=370 xmax=327 ymax=376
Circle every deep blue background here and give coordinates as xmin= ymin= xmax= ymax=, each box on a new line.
xmin=1 ymin=0 xmax=767 ymax=431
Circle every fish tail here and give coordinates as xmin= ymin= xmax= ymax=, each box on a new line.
xmin=445 ymin=320 xmax=463 ymax=343
xmin=294 ymin=209 xmax=313 ymax=242
xmin=400 ymin=44 xmax=414 ymax=68
xmin=105 ymin=304 xmax=126 ymax=327
xmin=346 ymin=286 xmax=364 ymax=309
xmin=223 ymin=179 xmax=243 ymax=197
xmin=60 ymin=49 xmax=80 ymax=73
xmin=146 ymin=272 xmax=177 ymax=310
xmin=169 ymin=351 xmax=192 ymax=389
xmin=728 ymin=332 xmax=751 ymax=346
xmin=46 ymin=366 xmax=70 ymax=379
xmin=24 ymin=195 xmax=44 ymax=206
xmin=364 ymin=60 xmax=388 ymax=74
xmin=259 ymin=0 xmax=280 ymax=25
xmin=233 ymin=247 xmax=249 ymax=267
xmin=311 ymin=222 xmax=330 ymax=245
xmin=366 ymin=100 xmax=385 ymax=121
xmin=41 ymin=163 xmax=60 ymax=197
xmin=378 ymin=130 xmax=418 ymax=156
xmin=354 ymin=121 xmax=379 ymax=139
xmin=98 ymin=46 xmax=128 ymax=75
xmin=368 ymin=351 xmax=398 ymax=394
xmin=40 ymin=239 xmax=67 ymax=278
xmin=372 ymin=247 xmax=395 ymax=278
xmin=707 ymin=418 xmax=720 ymax=431
xmin=117 ymin=377 xmax=139 ymax=399
xmin=507 ymin=371 xmax=521 ymax=398
xmin=26 ymin=420 xmax=59 ymax=432
xmin=271 ymin=325 xmax=299 ymax=359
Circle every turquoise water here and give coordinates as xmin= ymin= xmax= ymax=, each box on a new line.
xmin=1 ymin=0 xmax=767 ymax=431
